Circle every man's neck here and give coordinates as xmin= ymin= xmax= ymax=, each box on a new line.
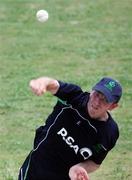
xmin=98 ymin=112 xmax=109 ymax=121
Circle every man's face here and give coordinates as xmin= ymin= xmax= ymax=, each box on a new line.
xmin=88 ymin=90 xmax=116 ymax=120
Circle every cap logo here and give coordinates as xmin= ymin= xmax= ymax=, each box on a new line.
xmin=104 ymin=81 xmax=116 ymax=91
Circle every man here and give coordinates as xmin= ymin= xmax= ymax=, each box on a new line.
xmin=18 ymin=76 xmax=122 ymax=180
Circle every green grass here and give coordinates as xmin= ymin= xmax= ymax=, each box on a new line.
xmin=0 ymin=0 xmax=132 ymax=179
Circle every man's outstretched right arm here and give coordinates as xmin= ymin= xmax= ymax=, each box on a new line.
xmin=29 ymin=76 xmax=84 ymax=107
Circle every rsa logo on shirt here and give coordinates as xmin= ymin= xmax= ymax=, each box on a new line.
xmin=57 ymin=127 xmax=92 ymax=160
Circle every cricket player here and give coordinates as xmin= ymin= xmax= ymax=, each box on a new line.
xmin=18 ymin=76 xmax=122 ymax=180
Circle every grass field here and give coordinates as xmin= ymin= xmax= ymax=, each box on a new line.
xmin=0 ymin=0 xmax=132 ymax=179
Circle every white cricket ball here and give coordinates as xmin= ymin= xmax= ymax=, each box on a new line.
xmin=36 ymin=10 xmax=49 ymax=23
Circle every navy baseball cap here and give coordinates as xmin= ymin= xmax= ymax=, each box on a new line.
xmin=92 ymin=77 xmax=122 ymax=103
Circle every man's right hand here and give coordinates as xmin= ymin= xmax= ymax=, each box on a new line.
xmin=29 ymin=77 xmax=59 ymax=96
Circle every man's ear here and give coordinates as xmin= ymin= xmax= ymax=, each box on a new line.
xmin=108 ymin=103 xmax=118 ymax=111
